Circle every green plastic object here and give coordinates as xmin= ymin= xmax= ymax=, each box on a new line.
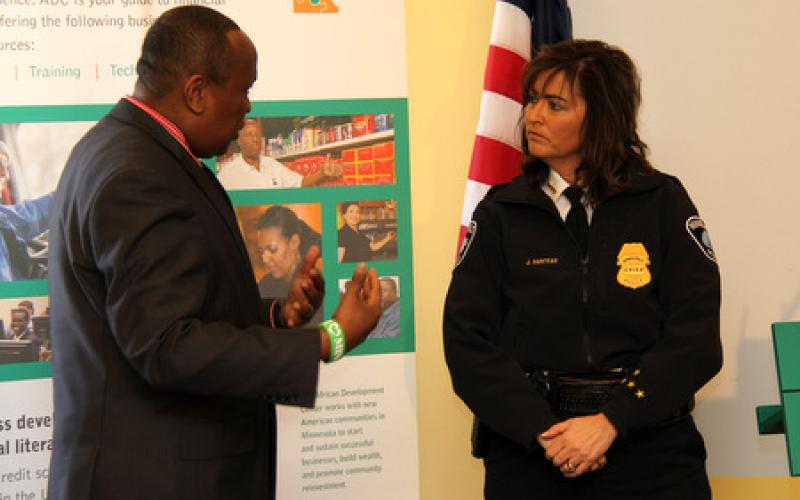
xmin=784 ymin=393 xmax=800 ymax=476
xmin=756 ymin=321 xmax=800 ymax=476
xmin=774 ymin=322 xmax=800 ymax=391
xmin=757 ymin=404 xmax=784 ymax=434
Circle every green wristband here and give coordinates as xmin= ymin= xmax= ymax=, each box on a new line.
xmin=320 ymin=319 xmax=346 ymax=363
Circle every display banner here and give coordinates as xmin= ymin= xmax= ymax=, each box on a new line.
xmin=0 ymin=2 xmax=417 ymax=499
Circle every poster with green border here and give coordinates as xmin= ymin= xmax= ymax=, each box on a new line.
xmin=0 ymin=3 xmax=419 ymax=498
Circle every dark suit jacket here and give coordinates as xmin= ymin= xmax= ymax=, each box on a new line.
xmin=47 ymin=99 xmax=321 ymax=500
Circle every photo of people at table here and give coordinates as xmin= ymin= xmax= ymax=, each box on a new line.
xmin=0 ymin=296 xmax=50 ymax=364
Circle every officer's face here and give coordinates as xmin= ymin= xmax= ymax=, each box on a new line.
xmin=524 ymin=70 xmax=586 ymax=178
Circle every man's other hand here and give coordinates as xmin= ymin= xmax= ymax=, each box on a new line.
xmin=281 ymin=246 xmax=324 ymax=327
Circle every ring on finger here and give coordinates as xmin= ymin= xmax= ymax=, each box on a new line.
xmin=564 ymin=461 xmax=576 ymax=473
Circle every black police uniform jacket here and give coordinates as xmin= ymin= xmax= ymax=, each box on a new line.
xmin=443 ymin=165 xmax=722 ymax=452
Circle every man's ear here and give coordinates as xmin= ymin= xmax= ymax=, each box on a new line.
xmin=184 ymin=74 xmax=207 ymax=115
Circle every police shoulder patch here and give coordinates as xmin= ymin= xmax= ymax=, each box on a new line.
xmin=455 ymin=220 xmax=477 ymax=268
xmin=685 ymin=216 xmax=716 ymax=263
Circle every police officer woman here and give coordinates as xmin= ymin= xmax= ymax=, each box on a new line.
xmin=443 ymin=40 xmax=721 ymax=499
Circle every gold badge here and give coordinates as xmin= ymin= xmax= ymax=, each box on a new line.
xmin=616 ymin=243 xmax=651 ymax=289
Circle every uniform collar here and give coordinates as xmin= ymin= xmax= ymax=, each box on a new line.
xmin=544 ymin=168 xmax=572 ymax=198
xmin=492 ymin=174 xmax=554 ymax=210
xmin=543 ymin=167 xmax=586 ymax=206
xmin=491 ymin=157 xmax=668 ymax=206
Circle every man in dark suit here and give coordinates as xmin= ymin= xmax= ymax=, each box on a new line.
xmin=47 ymin=6 xmax=381 ymax=500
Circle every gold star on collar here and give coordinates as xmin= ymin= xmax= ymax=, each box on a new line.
xmin=635 ymin=390 xmax=645 ymax=399
xmin=632 ymin=369 xmax=641 ymax=376
xmin=627 ymin=381 xmax=636 ymax=388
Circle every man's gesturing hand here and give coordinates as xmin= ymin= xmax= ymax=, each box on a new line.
xmin=281 ymin=246 xmax=324 ymax=327
xmin=319 ymin=264 xmax=381 ymax=359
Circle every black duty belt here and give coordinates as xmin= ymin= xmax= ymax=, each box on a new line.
xmin=529 ymin=369 xmax=626 ymax=419
xmin=529 ymin=369 xmax=694 ymax=422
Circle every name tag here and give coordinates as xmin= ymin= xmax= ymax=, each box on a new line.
xmin=525 ymin=257 xmax=559 ymax=266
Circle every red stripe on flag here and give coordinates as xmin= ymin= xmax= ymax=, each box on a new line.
xmin=458 ymin=0 xmax=572 ymax=252
xmin=483 ymin=45 xmax=527 ymax=103
xmin=468 ymin=135 xmax=522 ymax=186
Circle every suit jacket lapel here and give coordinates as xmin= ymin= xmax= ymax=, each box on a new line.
xmin=189 ymin=160 xmax=255 ymax=269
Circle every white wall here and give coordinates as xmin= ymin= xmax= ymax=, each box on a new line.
xmin=570 ymin=0 xmax=800 ymax=475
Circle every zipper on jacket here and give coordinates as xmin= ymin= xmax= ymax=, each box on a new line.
xmin=561 ymin=211 xmax=596 ymax=370
xmin=580 ymin=255 xmax=595 ymax=368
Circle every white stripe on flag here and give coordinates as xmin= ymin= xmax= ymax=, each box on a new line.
xmin=476 ymin=90 xmax=523 ymax=151
xmin=490 ymin=1 xmax=532 ymax=60
xmin=461 ymin=178 xmax=492 ymax=226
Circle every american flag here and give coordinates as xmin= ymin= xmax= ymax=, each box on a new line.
xmin=457 ymin=0 xmax=572 ymax=248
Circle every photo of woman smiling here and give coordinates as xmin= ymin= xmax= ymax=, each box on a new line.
xmin=235 ymin=203 xmax=324 ymax=327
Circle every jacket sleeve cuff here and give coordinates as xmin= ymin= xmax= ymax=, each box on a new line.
xmin=601 ymin=406 xmax=629 ymax=438
xmin=523 ymin=414 xmax=560 ymax=451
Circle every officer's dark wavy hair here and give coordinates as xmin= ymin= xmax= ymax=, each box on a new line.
xmin=136 ymin=6 xmax=240 ymax=98
xmin=520 ymin=40 xmax=654 ymax=201
xmin=257 ymin=205 xmax=322 ymax=258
